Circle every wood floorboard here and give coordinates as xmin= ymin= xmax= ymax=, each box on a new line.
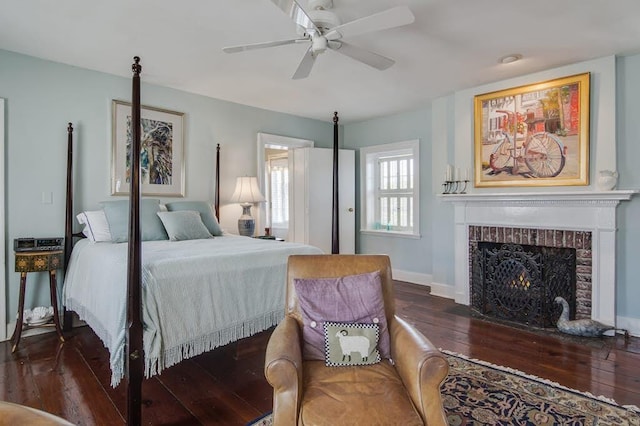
xmin=157 ymin=359 xmax=261 ymax=425
xmin=2 ymin=280 xmax=639 ymax=424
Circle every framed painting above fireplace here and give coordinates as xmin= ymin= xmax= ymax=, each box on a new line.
xmin=473 ymin=72 xmax=590 ymax=188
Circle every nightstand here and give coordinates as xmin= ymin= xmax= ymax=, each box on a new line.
xmin=254 ymin=235 xmax=285 ymax=241
xmin=11 ymin=250 xmax=65 ymax=353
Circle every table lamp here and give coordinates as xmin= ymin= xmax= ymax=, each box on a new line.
xmin=230 ymin=176 xmax=266 ymax=237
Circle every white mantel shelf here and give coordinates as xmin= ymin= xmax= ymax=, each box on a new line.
xmin=438 ymin=190 xmax=638 ymax=203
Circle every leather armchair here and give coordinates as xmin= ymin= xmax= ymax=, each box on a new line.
xmin=265 ymin=255 xmax=449 ymax=425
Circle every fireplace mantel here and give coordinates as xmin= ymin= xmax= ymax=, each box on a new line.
xmin=438 ymin=189 xmax=638 ymax=328
xmin=439 ymin=190 xmax=637 ymax=204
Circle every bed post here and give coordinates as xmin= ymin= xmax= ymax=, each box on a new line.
xmin=63 ymin=123 xmax=74 ymax=332
xmin=64 ymin=123 xmax=74 ymax=269
xmin=127 ymin=56 xmax=144 ymax=426
xmin=331 ymin=111 xmax=339 ymax=254
xmin=215 ymin=143 xmax=220 ymax=221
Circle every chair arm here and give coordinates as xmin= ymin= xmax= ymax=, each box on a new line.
xmin=264 ymin=316 xmax=303 ymax=426
xmin=389 ymin=315 xmax=449 ymax=426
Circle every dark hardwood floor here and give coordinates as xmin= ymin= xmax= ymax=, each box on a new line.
xmin=2 ymin=281 xmax=639 ymax=425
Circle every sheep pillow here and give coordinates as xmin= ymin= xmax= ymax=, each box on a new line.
xmin=324 ymin=321 xmax=381 ymax=367
xmin=293 ymin=270 xmax=390 ymax=361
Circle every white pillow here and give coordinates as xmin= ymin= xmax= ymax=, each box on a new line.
xmin=76 ymin=210 xmax=112 ymax=242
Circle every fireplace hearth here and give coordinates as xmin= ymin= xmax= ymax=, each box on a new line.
xmin=471 ymin=242 xmax=576 ymax=328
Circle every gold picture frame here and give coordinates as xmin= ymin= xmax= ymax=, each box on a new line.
xmin=474 ymin=72 xmax=590 ymax=187
xmin=111 ymin=100 xmax=185 ymax=197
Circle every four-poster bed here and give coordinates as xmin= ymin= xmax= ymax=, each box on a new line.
xmin=62 ymin=57 xmax=339 ymax=423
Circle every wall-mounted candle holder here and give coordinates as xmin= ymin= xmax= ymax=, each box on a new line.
xmin=442 ymin=179 xmax=470 ymax=194
xmin=443 ymin=165 xmax=470 ymax=194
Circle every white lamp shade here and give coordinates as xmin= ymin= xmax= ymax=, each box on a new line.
xmin=230 ymin=176 xmax=266 ymax=204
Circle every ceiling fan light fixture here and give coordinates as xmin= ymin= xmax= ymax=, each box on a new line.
xmin=499 ymin=54 xmax=522 ymax=64
xmin=308 ymin=0 xmax=333 ymax=11
xmin=311 ymin=34 xmax=328 ymax=53
xmin=296 ymin=9 xmax=340 ymax=36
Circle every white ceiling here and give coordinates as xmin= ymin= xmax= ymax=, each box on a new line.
xmin=2 ymin=0 xmax=640 ymax=124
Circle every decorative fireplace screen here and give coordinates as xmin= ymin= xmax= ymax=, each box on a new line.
xmin=471 ymin=242 xmax=576 ymax=328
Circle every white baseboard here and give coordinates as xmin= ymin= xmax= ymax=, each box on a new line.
xmin=428 ymin=281 xmax=456 ymax=299
xmin=616 ymin=315 xmax=640 ymax=337
xmin=3 ymin=317 xmax=87 ymax=343
xmin=392 ymin=269 xmax=431 ymax=286
xmin=5 ymin=321 xmax=54 ymax=341
xmin=391 ymin=269 xmax=455 ymax=299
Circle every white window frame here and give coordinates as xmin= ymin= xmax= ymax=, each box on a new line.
xmin=360 ymin=139 xmax=420 ymax=239
xmin=266 ymin=154 xmax=289 ymax=230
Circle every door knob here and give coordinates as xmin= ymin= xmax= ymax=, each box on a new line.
xmin=348 ymin=208 xmax=354 ymax=212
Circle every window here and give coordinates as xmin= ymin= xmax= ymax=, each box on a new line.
xmin=360 ymin=140 xmax=419 ymax=238
xmin=266 ymin=155 xmax=289 ymax=230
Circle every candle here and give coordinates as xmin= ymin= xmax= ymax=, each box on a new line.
xmin=446 ymin=164 xmax=453 ymax=181
xmin=464 ymin=168 xmax=469 ymax=181
xmin=455 ymin=167 xmax=461 ymax=182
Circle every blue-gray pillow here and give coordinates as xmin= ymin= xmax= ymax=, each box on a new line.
xmin=165 ymin=201 xmax=223 ymax=236
xmin=101 ymin=199 xmax=168 ymax=243
xmin=157 ymin=211 xmax=213 ymax=241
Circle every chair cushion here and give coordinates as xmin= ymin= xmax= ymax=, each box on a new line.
xmin=299 ymin=360 xmax=423 ymax=426
xmin=294 ymin=271 xmax=390 ymax=361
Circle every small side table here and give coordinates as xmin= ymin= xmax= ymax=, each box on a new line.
xmin=11 ymin=250 xmax=65 ymax=353
xmin=254 ymin=235 xmax=285 ymax=241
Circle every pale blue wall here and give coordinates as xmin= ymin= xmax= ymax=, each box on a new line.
xmin=0 ymin=49 xmax=334 ymax=325
xmin=343 ymin=107 xmax=433 ymax=276
xmin=616 ymin=54 xmax=640 ymax=321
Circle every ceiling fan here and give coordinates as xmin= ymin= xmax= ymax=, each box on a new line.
xmin=223 ymin=0 xmax=415 ymax=79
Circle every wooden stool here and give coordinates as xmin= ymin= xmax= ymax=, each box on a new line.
xmin=11 ymin=250 xmax=65 ymax=353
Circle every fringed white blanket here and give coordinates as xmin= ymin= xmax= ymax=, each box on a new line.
xmin=63 ymin=236 xmax=322 ymax=387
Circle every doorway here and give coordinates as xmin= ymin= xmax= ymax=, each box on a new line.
xmin=256 ymin=133 xmax=314 ymax=240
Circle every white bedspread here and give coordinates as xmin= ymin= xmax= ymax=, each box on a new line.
xmin=63 ymin=235 xmax=322 ymax=387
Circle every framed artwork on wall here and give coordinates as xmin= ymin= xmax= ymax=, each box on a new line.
xmin=111 ymin=100 xmax=185 ymax=197
xmin=473 ymin=72 xmax=590 ymax=188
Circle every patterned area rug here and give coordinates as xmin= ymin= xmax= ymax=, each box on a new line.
xmin=249 ymin=351 xmax=640 ymax=425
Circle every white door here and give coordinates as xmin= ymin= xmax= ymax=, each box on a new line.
xmin=290 ymin=147 xmax=355 ymax=254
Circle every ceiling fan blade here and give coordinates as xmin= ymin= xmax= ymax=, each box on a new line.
xmin=325 ymin=6 xmax=415 ymax=41
xmin=292 ymin=47 xmax=316 ymax=79
xmin=270 ymin=0 xmax=320 ymax=35
xmin=330 ymin=41 xmax=395 ymax=71
xmin=223 ymin=38 xmax=306 ymax=54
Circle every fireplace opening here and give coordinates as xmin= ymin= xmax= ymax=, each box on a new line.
xmin=471 ymin=242 xmax=576 ymax=328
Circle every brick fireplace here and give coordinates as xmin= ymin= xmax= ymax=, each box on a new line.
xmin=441 ymin=191 xmax=637 ymax=328
xmin=469 ymin=226 xmax=588 ymax=327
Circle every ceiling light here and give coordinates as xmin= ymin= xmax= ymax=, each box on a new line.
xmin=499 ymin=54 xmax=522 ymax=64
